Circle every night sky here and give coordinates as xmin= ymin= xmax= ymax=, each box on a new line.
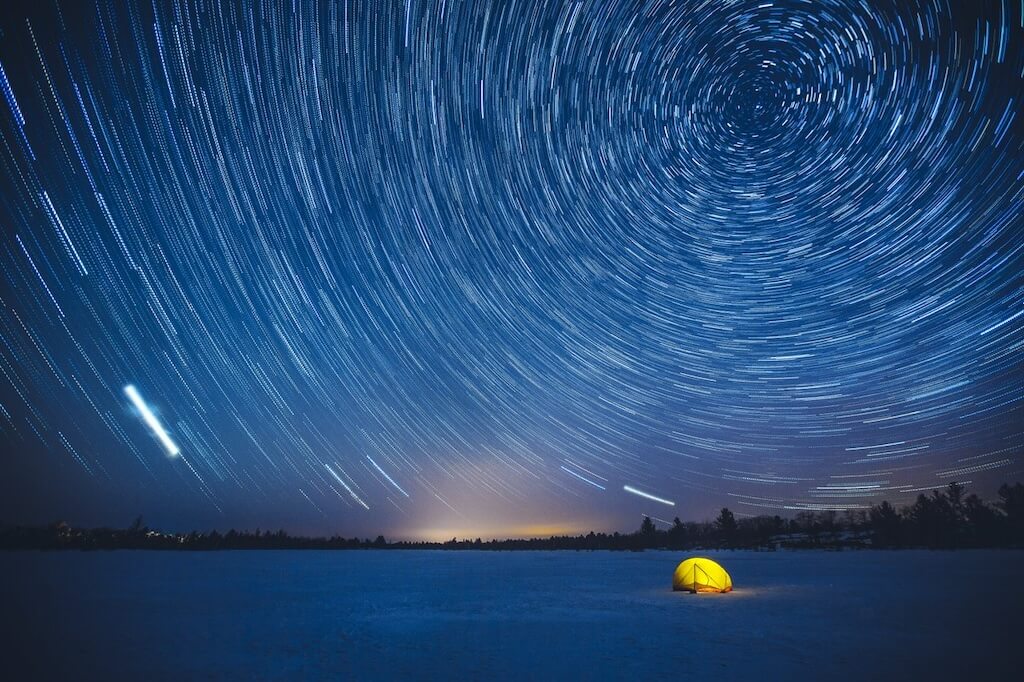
xmin=0 ymin=0 xmax=1021 ymax=540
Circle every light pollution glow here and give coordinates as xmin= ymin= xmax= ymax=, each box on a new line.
xmin=398 ymin=523 xmax=601 ymax=543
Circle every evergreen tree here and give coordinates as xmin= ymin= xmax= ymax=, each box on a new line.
xmin=869 ymin=500 xmax=901 ymax=547
xmin=715 ymin=508 xmax=737 ymax=543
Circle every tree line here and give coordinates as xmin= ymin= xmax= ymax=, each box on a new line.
xmin=2 ymin=481 xmax=1022 ymax=551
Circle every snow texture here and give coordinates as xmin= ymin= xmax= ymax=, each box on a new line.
xmin=2 ymin=550 xmax=1021 ymax=679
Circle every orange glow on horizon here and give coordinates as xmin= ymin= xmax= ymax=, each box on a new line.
xmin=394 ymin=522 xmax=601 ymax=543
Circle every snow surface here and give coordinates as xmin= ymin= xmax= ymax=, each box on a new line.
xmin=2 ymin=549 xmax=1021 ymax=679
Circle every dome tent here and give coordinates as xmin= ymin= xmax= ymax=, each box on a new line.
xmin=672 ymin=557 xmax=732 ymax=593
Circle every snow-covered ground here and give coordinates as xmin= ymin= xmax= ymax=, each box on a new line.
xmin=2 ymin=549 xmax=1020 ymax=679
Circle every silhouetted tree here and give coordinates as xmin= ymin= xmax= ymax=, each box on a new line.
xmin=946 ymin=482 xmax=965 ymax=515
xmin=963 ymin=494 xmax=999 ymax=546
xmin=907 ymin=490 xmax=956 ymax=547
xmin=635 ymin=516 xmax=658 ymax=549
xmin=715 ymin=508 xmax=737 ymax=544
xmin=869 ymin=501 xmax=902 ymax=547
xmin=843 ymin=510 xmax=868 ymax=531
xmin=820 ymin=510 xmax=838 ymax=538
xmin=997 ymin=482 xmax=1024 ymax=544
xmin=795 ymin=511 xmax=820 ymax=543
xmin=736 ymin=514 xmax=786 ymax=548
xmin=667 ymin=517 xmax=687 ymax=549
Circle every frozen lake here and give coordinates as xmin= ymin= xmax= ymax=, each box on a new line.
xmin=2 ymin=549 xmax=1021 ymax=679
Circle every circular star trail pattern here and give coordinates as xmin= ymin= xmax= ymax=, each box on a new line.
xmin=0 ymin=0 xmax=1022 ymax=534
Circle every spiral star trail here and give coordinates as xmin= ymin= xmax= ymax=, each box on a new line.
xmin=0 ymin=0 xmax=1022 ymax=537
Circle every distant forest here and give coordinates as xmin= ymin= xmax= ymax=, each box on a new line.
xmin=3 ymin=481 xmax=1023 ymax=551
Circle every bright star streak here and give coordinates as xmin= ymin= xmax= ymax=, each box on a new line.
xmin=623 ymin=485 xmax=675 ymax=507
xmin=124 ymin=384 xmax=179 ymax=457
xmin=560 ymin=466 xmax=607 ymax=490
xmin=325 ymin=463 xmax=370 ymax=510
xmin=367 ymin=456 xmax=410 ymax=497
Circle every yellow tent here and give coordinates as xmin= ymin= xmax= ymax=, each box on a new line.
xmin=672 ymin=557 xmax=733 ymax=593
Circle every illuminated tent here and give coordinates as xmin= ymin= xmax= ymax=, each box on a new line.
xmin=672 ymin=557 xmax=733 ymax=593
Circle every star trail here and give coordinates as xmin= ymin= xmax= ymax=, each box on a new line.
xmin=0 ymin=0 xmax=1022 ymax=537
xmin=124 ymin=384 xmax=180 ymax=457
